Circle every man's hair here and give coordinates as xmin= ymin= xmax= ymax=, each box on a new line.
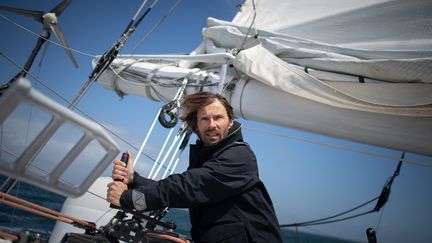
xmin=179 ymin=92 xmax=234 ymax=133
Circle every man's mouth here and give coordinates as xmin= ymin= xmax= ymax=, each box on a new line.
xmin=205 ymin=130 xmax=219 ymax=140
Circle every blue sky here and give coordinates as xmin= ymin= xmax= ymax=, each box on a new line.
xmin=1 ymin=1 xmax=431 ymax=242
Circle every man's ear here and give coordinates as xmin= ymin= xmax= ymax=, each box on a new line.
xmin=228 ymin=120 xmax=234 ymax=129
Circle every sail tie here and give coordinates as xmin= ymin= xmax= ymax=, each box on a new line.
xmin=145 ymin=62 xmax=177 ymax=101
xmin=109 ymin=58 xmax=139 ymax=99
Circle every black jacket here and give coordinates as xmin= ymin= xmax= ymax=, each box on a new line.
xmin=121 ymin=121 xmax=282 ymax=243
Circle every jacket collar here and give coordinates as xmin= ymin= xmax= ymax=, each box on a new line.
xmin=196 ymin=120 xmax=242 ymax=150
xmin=189 ymin=121 xmax=243 ymax=168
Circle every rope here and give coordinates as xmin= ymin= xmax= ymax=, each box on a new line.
xmin=280 ymin=151 xmax=406 ymax=228
xmin=280 ymin=196 xmax=379 ymax=227
xmin=108 ymin=59 xmax=218 ymax=103
xmin=236 ymin=0 xmax=258 ymax=54
xmin=301 ymin=210 xmax=376 ymax=227
xmin=0 ymin=189 xmax=189 ymax=243
xmin=147 ymin=231 xmax=190 ymax=243
xmin=0 ymin=231 xmax=18 ymax=242
xmin=0 ymin=192 xmax=95 ymax=229
xmin=375 ymin=204 xmax=386 ymax=233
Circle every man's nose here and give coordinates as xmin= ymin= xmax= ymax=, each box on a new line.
xmin=209 ymin=118 xmax=217 ymax=128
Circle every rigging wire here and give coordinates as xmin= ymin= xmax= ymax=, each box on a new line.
xmin=375 ymin=203 xmax=386 ymax=233
xmin=280 ymin=196 xmax=378 ymax=227
xmin=23 ymin=53 xmax=46 ymax=150
xmin=131 ymin=0 xmax=183 ymax=54
xmin=68 ymin=0 xmax=159 ymax=107
xmin=280 ymin=151 xmax=406 ymax=228
xmin=244 ymin=126 xmax=431 ymax=169
xmin=0 ymin=14 xmax=96 ymax=58
xmin=236 ymin=0 xmax=258 ymax=54
xmin=300 ymin=210 xmax=376 ymax=227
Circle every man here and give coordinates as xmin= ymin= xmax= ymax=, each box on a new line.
xmin=107 ymin=92 xmax=282 ymax=243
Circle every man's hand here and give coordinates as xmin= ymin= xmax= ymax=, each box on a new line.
xmin=112 ymin=151 xmax=134 ymax=184
xmin=106 ymin=181 xmax=128 ymax=207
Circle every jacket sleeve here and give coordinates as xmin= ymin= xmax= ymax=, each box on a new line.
xmin=120 ymin=171 xmax=157 ymax=210
xmin=129 ymin=143 xmax=260 ymax=210
xmin=128 ymin=171 xmax=156 ymax=189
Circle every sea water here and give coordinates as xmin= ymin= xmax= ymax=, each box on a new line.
xmin=0 ymin=176 xmax=359 ymax=242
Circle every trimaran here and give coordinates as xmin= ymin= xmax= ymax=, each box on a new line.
xmin=0 ymin=0 xmax=431 ymax=242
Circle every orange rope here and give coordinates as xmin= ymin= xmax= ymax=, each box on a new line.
xmin=0 ymin=231 xmax=19 ymax=241
xmin=0 ymin=192 xmax=191 ymax=242
xmin=147 ymin=231 xmax=190 ymax=243
xmin=0 ymin=191 xmax=95 ymax=229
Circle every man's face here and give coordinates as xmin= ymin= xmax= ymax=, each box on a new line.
xmin=196 ymin=100 xmax=233 ymax=145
